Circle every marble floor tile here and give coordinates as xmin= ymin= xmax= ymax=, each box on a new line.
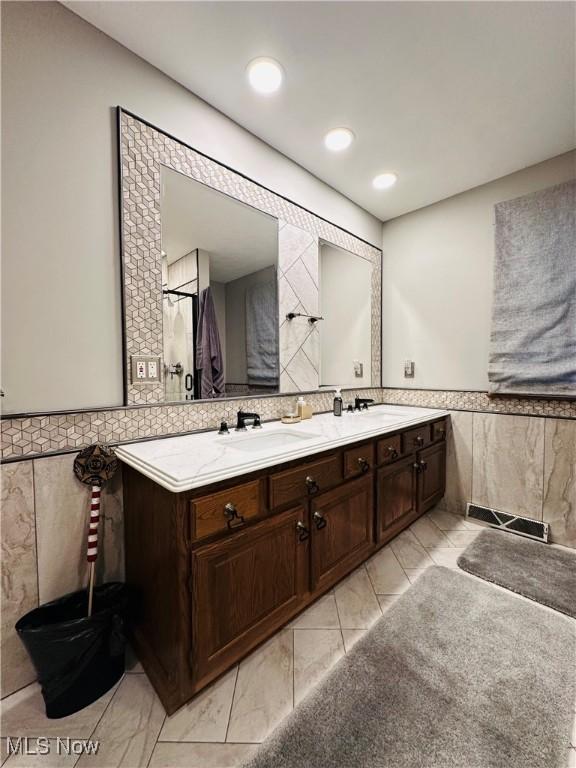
xmin=159 ymin=667 xmax=237 ymax=743
xmin=365 ymin=546 xmax=411 ymax=595
xmin=288 ymin=593 xmax=339 ymax=629
xmin=444 ymin=530 xmax=481 ymax=548
xmin=1 ymin=461 xmax=38 ymax=698
xmin=226 ymin=630 xmax=293 ymax=744
xmin=341 ymin=628 xmax=367 ymax=653
xmin=543 ymin=418 xmax=576 ymax=548
xmin=472 ymin=412 xmax=545 ymax=519
xmin=125 ymin=646 xmax=144 ymax=674
xmin=427 ymin=547 xmax=466 ymax=568
xmin=0 ymin=683 xmax=117 ymax=739
xmin=409 ymin=516 xmax=451 ymax=549
xmin=403 ymin=568 xmax=429 ymax=584
xmin=389 ymin=529 xmax=434 ymax=569
xmin=3 ymin=739 xmax=78 ymax=768
xmin=148 ymin=742 xmax=256 ymax=768
xmin=76 ymin=674 xmax=164 ymax=767
xmin=293 ymin=629 xmax=344 ymax=704
xmin=427 ymin=509 xmax=475 ymax=531
xmin=334 ymin=567 xmax=382 ymax=629
xmin=377 ymin=595 xmax=400 ymax=612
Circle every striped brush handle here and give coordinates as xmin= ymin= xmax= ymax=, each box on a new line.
xmin=87 ymin=485 xmax=101 ymax=563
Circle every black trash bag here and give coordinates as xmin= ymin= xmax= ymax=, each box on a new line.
xmin=16 ymin=582 xmax=127 ymax=719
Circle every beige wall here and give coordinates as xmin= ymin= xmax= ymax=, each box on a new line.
xmin=1 ymin=1 xmax=381 ymax=415
xmin=381 ymin=151 xmax=576 ymax=390
xmin=320 ymin=243 xmax=372 ymax=387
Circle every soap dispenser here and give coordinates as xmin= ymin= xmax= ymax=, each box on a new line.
xmin=297 ymin=396 xmax=313 ymax=420
xmin=333 ymin=388 xmax=343 ymax=417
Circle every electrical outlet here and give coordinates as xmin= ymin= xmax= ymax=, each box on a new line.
xmin=404 ymin=360 xmax=415 ymax=378
xmin=131 ymin=356 xmax=161 ymax=384
xmin=353 ymin=360 xmax=363 ymax=378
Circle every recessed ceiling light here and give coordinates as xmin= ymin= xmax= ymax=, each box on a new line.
xmin=372 ymin=172 xmax=398 ymax=190
xmin=324 ymin=127 xmax=355 ymax=152
xmin=247 ymin=57 xmax=283 ymax=95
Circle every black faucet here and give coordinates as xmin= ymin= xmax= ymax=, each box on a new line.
xmin=235 ymin=411 xmax=262 ymax=431
xmin=354 ymin=397 xmax=374 ymax=411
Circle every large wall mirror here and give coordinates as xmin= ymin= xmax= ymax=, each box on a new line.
xmin=118 ymin=109 xmax=381 ymax=406
xmin=161 ymin=167 xmax=279 ymax=401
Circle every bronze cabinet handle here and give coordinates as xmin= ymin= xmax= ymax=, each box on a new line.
xmin=386 ymin=446 xmax=398 ymax=459
xmin=415 ymin=435 xmax=424 ymax=446
xmin=296 ymin=521 xmax=310 ymax=541
xmin=313 ymin=511 xmax=327 ymax=530
xmin=224 ymin=502 xmax=245 ymax=529
xmin=357 ymin=457 xmax=370 ymax=473
xmin=419 ymin=460 xmax=428 ymax=471
xmin=413 ymin=462 xmax=422 ymax=472
xmin=305 ymin=476 xmax=320 ymax=494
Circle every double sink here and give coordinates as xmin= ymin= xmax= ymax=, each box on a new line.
xmin=223 ymin=407 xmax=417 ymax=454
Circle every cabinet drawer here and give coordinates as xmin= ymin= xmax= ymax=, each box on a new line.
xmin=269 ymin=455 xmax=341 ymax=509
xmin=431 ymin=419 xmax=447 ymax=443
xmin=376 ymin=434 xmax=402 ymax=465
xmin=190 ymin=480 xmax=261 ymax=541
xmin=344 ymin=442 xmax=375 ymax=479
xmin=403 ymin=424 xmax=432 ymax=453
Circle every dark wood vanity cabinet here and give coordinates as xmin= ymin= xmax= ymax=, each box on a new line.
xmin=123 ymin=415 xmax=448 ymax=713
xmin=310 ymin=474 xmax=374 ymax=594
xmin=191 ymin=506 xmax=309 ymax=687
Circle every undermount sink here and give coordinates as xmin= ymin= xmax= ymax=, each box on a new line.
xmin=226 ymin=429 xmax=321 ymax=454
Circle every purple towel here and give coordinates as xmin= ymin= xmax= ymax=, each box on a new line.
xmin=196 ymin=287 xmax=225 ymax=398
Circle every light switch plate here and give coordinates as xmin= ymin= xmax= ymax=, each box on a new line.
xmin=353 ymin=360 xmax=363 ymax=377
xmin=131 ymin=356 xmax=162 ymax=384
xmin=404 ymin=360 xmax=415 ymax=378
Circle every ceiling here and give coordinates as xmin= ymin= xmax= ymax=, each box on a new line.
xmin=161 ymin=167 xmax=277 ymax=283
xmin=66 ymin=1 xmax=575 ymax=221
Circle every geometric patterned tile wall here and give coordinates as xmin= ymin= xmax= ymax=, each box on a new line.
xmin=1 ymin=387 xmax=574 ymax=462
xmin=119 ymin=110 xmax=382 ymax=404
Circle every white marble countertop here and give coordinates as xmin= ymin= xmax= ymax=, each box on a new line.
xmin=115 ymin=404 xmax=448 ymax=493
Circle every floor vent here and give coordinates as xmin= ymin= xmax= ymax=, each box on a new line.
xmin=466 ymin=503 xmax=549 ymax=543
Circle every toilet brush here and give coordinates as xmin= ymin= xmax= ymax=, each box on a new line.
xmin=73 ymin=444 xmax=119 ymax=616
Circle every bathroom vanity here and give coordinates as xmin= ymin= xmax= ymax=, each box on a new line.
xmin=118 ymin=405 xmax=448 ymax=713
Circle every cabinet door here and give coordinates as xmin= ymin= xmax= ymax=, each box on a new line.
xmin=417 ymin=442 xmax=446 ymax=513
xmin=192 ymin=507 xmax=308 ymax=686
xmin=376 ymin=455 xmax=417 ymax=540
xmin=310 ymin=475 xmax=374 ymax=594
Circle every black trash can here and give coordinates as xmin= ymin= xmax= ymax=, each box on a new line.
xmin=16 ymin=582 xmax=127 ymax=719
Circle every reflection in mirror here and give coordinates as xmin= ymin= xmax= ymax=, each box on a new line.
xmin=160 ymin=167 xmax=279 ymax=401
xmin=319 ymin=242 xmax=372 ymax=387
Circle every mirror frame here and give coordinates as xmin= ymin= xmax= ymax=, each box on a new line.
xmin=118 ymin=107 xmax=382 ymax=406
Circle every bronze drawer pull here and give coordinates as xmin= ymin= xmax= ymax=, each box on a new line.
xmin=357 ymin=457 xmax=370 ymax=473
xmin=415 ymin=435 xmax=424 ymax=446
xmin=296 ymin=521 xmax=310 ymax=541
xmin=386 ymin=446 xmax=398 ymax=460
xmin=419 ymin=460 xmax=428 ymax=471
xmin=313 ymin=511 xmax=327 ymax=530
xmin=305 ymin=476 xmax=320 ymax=494
xmin=223 ymin=502 xmax=245 ymax=529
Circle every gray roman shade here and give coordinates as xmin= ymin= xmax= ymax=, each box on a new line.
xmin=488 ymin=179 xmax=576 ymax=397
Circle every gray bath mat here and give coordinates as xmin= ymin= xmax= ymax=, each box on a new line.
xmin=244 ymin=567 xmax=575 ymax=768
xmin=457 ymin=527 xmax=576 ymax=618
